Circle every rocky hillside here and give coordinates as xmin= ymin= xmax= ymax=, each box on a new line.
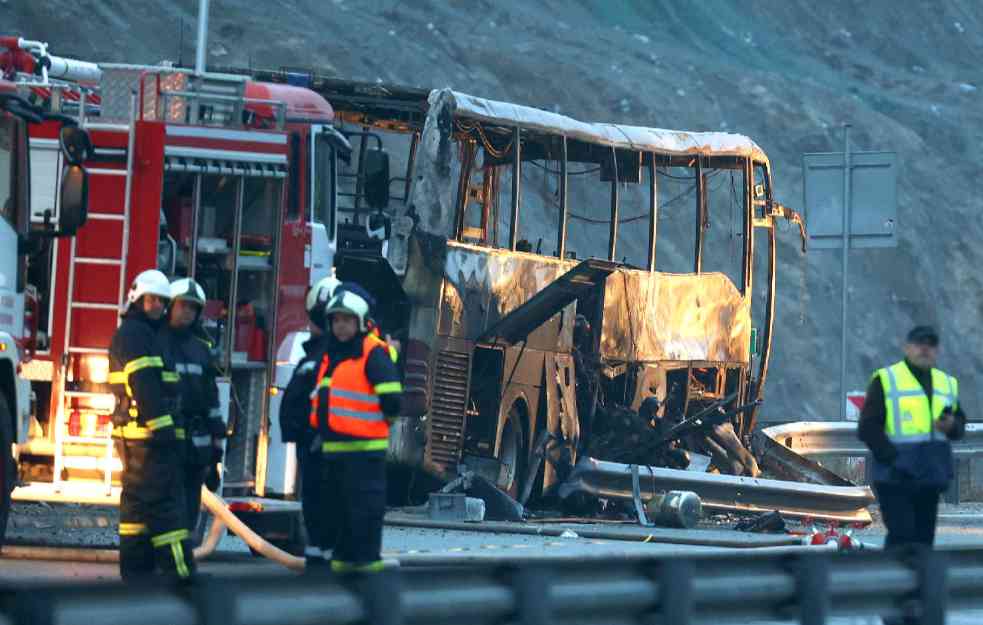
xmin=10 ymin=0 xmax=983 ymax=421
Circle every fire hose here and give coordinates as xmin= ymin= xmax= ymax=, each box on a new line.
xmin=0 ymin=488 xmax=305 ymax=570
xmin=194 ymin=488 xmax=304 ymax=571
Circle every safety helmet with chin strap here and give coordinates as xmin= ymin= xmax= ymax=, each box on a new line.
xmin=306 ymin=275 xmax=341 ymax=331
xmin=126 ymin=269 xmax=171 ymax=309
xmin=170 ymin=277 xmax=206 ymax=307
xmin=170 ymin=277 xmax=207 ymax=323
xmin=324 ymin=289 xmax=371 ymax=332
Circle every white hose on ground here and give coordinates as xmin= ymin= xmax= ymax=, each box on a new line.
xmin=198 ymin=486 xmax=306 ymax=572
xmin=191 ymin=514 xmax=226 ymax=561
xmin=0 ymin=545 xmax=119 ymax=562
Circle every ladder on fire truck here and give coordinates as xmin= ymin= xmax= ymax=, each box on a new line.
xmin=51 ymin=96 xmax=138 ymax=496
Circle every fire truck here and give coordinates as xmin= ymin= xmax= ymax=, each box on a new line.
xmin=2 ymin=38 xmax=383 ymax=546
xmin=0 ymin=37 xmax=94 ymax=545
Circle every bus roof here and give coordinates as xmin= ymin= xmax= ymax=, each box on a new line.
xmin=446 ymin=89 xmax=769 ymax=166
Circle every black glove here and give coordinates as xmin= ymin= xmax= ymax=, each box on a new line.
xmin=205 ymin=463 xmax=221 ymax=492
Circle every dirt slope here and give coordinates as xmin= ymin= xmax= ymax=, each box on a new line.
xmin=9 ymin=0 xmax=983 ymax=421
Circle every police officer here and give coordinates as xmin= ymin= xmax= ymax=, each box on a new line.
xmin=311 ymin=285 xmax=402 ymax=573
xmin=859 ymin=325 xmax=967 ymax=549
xmin=159 ymin=277 xmax=225 ymax=538
xmin=279 ymin=275 xmax=339 ymax=568
xmin=108 ymin=269 xmax=195 ymax=583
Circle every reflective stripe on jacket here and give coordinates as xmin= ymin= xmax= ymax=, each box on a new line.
xmin=108 ymin=311 xmax=179 ymax=442
xmin=311 ymin=334 xmax=401 ymax=450
xmin=876 ymin=360 xmax=959 ymax=443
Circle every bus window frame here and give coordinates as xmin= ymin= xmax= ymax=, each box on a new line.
xmin=449 ymin=120 xmax=753 ymax=291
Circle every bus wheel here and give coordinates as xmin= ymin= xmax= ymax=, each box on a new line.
xmin=0 ymin=394 xmax=13 ymax=549
xmin=497 ymin=402 xmax=527 ymax=499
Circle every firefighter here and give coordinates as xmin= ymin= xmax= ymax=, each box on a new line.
xmin=279 ymin=275 xmax=339 ymax=567
xmin=859 ymin=326 xmax=967 ymax=549
xmin=108 ymin=269 xmax=195 ymax=583
xmin=311 ymin=285 xmax=402 ymax=574
xmin=159 ymin=277 xmax=225 ymax=538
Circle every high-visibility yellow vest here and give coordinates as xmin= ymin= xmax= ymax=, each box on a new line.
xmin=875 ymin=361 xmax=958 ymax=443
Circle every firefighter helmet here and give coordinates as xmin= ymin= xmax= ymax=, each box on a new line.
xmin=170 ymin=277 xmax=207 ymax=307
xmin=126 ymin=269 xmax=171 ymax=307
xmin=325 ymin=288 xmax=371 ymax=332
xmin=306 ymin=276 xmax=341 ymax=331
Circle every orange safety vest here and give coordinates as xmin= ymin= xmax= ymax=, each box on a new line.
xmin=308 ymin=355 xmax=332 ymax=429
xmin=308 ymin=334 xmax=393 ymax=442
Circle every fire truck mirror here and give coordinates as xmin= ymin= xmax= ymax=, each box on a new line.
xmin=363 ymin=149 xmax=391 ymax=210
xmin=58 ymin=164 xmax=89 ymax=235
xmin=58 ymin=125 xmax=92 ymax=166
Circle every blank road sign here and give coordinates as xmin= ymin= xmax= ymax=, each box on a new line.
xmin=803 ymin=151 xmax=897 ymax=249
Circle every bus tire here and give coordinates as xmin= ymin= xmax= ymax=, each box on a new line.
xmin=497 ymin=402 xmax=528 ymax=500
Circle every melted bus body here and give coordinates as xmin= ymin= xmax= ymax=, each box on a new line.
xmin=294 ymin=81 xmax=805 ymax=497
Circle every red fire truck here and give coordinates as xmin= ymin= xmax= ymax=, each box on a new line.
xmin=0 ymin=37 xmax=94 ymax=545
xmin=5 ymin=38 xmax=365 ymax=544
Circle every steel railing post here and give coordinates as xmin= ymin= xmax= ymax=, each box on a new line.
xmin=794 ymin=554 xmax=830 ymax=625
xmin=659 ymin=560 xmax=694 ymax=625
xmin=354 ymin=569 xmax=402 ymax=625
xmin=512 ymin=566 xmax=553 ymax=625
xmin=918 ymin=548 xmax=947 ymax=625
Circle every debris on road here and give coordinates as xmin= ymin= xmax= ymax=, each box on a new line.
xmin=427 ymin=493 xmax=486 ymax=522
xmin=733 ymin=511 xmax=786 ymax=534
xmin=558 ymin=457 xmax=875 ymax=525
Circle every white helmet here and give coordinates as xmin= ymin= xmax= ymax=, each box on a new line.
xmin=170 ymin=277 xmax=207 ymax=307
xmin=306 ymin=276 xmax=341 ymax=314
xmin=126 ymin=269 xmax=171 ymax=307
xmin=306 ymin=275 xmax=341 ymax=330
xmin=325 ymin=289 xmax=370 ymax=332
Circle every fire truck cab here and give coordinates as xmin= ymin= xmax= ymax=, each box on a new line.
xmin=0 ymin=70 xmax=91 ymax=543
xmin=14 ymin=60 xmax=351 ymax=524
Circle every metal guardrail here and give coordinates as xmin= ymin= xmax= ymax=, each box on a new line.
xmin=752 ymin=430 xmax=859 ymax=487
xmin=3 ymin=547 xmax=982 ymax=624
xmin=558 ymin=457 xmax=875 ymax=524
xmin=762 ymin=422 xmax=983 ymax=458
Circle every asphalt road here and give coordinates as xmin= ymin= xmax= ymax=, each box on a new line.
xmin=4 ymin=503 xmax=983 ymax=623
xmin=0 ymin=524 xmax=794 ymax=583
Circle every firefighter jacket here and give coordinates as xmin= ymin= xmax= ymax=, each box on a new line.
xmin=279 ymin=335 xmax=327 ymax=445
xmin=159 ymin=323 xmax=224 ymax=464
xmin=311 ymin=332 xmax=402 ymax=453
xmin=109 ymin=308 xmax=180 ymax=444
xmin=860 ymin=359 xmax=965 ymax=489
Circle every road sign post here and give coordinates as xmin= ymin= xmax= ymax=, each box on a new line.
xmin=803 ymin=127 xmax=897 ymax=420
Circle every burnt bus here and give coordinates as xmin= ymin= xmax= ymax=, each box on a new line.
xmin=303 ymin=82 xmax=805 ymax=499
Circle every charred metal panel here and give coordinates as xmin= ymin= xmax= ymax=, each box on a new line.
xmin=448 ymin=89 xmax=770 ymax=166
xmin=479 ymin=258 xmax=616 ymax=345
xmin=400 ymin=235 xmax=444 ymax=354
xmin=401 ymin=339 xmax=431 ymax=417
xmin=389 ymin=90 xmax=459 ymax=276
xmin=426 ymin=348 xmax=470 ymax=474
xmin=600 ymin=270 xmax=751 ymax=364
xmin=440 ymin=242 xmax=576 ymax=351
xmin=543 ymin=352 xmax=580 ymax=490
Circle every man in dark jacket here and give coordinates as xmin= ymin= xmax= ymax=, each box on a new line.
xmin=109 ymin=269 xmax=195 ymax=583
xmin=859 ymin=325 xmax=966 ymax=549
xmin=159 ymin=278 xmax=225 ymax=538
xmin=279 ymin=276 xmax=339 ymax=568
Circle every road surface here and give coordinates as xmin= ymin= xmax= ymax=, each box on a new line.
xmin=4 ymin=502 xmax=983 ymax=623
